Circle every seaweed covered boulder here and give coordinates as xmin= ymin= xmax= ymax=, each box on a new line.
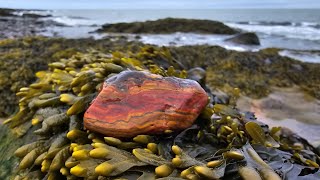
xmin=96 ymin=18 xmax=238 ymax=34
xmin=226 ymin=32 xmax=260 ymax=45
xmin=84 ymin=70 xmax=208 ymax=138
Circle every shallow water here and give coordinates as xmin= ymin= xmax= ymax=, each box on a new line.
xmin=237 ymin=87 xmax=320 ymax=145
xmin=279 ymin=50 xmax=320 ymax=63
xmin=257 ymin=117 xmax=320 ymax=146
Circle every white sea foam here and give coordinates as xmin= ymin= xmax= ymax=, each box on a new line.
xmin=136 ymin=33 xmax=319 ymax=62
xmin=236 ymin=21 xmax=320 ymax=28
xmin=138 ymin=33 xmax=226 ymax=46
xmin=136 ymin=33 xmax=253 ymax=51
xmin=300 ymin=22 xmax=319 ymax=28
xmin=227 ymin=22 xmax=320 ymax=41
xmin=47 ymin=16 xmax=98 ymax=26
xmin=279 ymin=50 xmax=320 ymax=63
xmin=12 ymin=10 xmax=52 ymax=17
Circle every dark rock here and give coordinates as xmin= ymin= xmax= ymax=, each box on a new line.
xmin=134 ymin=35 xmax=141 ymax=39
xmin=0 ymin=8 xmax=16 ymax=17
xmin=187 ymin=67 xmax=214 ymax=103
xmin=212 ymin=91 xmax=230 ymax=105
xmin=21 ymin=13 xmax=51 ymax=18
xmin=226 ymin=32 xmax=260 ymax=45
xmin=187 ymin=67 xmax=206 ymax=86
xmin=96 ymin=18 xmax=238 ymax=34
xmin=0 ymin=16 xmax=67 ymax=40
xmin=0 ymin=8 xmax=51 ymax=18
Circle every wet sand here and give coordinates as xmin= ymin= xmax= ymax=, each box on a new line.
xmin=237 ymin=86 xmax=320 ymax=145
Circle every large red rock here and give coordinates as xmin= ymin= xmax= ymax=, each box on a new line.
xmin=84 ymin=70 xmax=208 ymax=138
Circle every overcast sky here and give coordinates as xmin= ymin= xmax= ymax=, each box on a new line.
xmin=1 ymin=0 xmax=320 ymax=9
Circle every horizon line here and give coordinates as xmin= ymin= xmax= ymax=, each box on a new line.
xmin=2 ymin=7 xmax=320 ymax=10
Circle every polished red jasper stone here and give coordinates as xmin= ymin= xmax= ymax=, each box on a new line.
xmin=84 ymin=70 xmax=208 ymax=138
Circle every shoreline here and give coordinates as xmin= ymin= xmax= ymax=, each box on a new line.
xmin=0 ymin=8 xmax=319 ymax=63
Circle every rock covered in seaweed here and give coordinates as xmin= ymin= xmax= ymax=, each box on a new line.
xmin=84 ymin=70 xmax=208 ymax=138
xmin=226 ymin=32 xmax=260 ymax=45
xmin=96 ymin=18 xmax=238 ymax=34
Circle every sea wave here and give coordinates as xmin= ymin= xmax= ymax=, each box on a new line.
xmin=47 ymin=16 xmax=98 ymax=26
xmin=279 ymin=50 xmax=320 ymax=63
xmin=234 ymin=21 xmax=320 ymax=29
xmin=12 ymin=10 xmax=53 ymax=17
xmin=135 ymin=33 xmax=253 ymax=51
xmin=227 ymin=22 xmax=320 ymax=41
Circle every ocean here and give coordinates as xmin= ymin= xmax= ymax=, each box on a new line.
xmin=23 ymin=9 xmax=320 ymax=63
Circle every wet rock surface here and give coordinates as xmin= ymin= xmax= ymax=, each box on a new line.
xmin=0 ymin=17 xmax=41 ymax=39
xmin=84 ymin=70 xmax=208 ymax=138
xmin=0 ymin=8 xmax=51 ymax=18
xmin=226 ymin=32 xmax=260 ymax=45
xmin=0 ymin=16 xmax=64 ymax=40
xmin=0 ymin=8 xmax=16 ymax=17
xmin=0 ymin=8 xmax=62 ymax=40
xmin=237 ymin=87 xmax=320 ymax=145
xmin=237 ymin=87 xmax=320 ymax=125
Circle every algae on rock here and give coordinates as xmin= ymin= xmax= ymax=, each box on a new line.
xmin=1 ymin=37 xmax=320 ymax=118
xmin=2 ymin=47 xmax=319 ymax=179
xmin=96 ymin=18 xmax=238 ymax=34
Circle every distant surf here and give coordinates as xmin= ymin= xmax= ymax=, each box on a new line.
xmin=227 ymin=21 xmax=320 ymax=41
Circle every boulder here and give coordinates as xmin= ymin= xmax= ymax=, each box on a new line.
xmin=226 ymin=32 xmax=260 ymax=45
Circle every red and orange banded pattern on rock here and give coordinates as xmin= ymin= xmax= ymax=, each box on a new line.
xmin=84 ymin=70 xmax=208 ymax=138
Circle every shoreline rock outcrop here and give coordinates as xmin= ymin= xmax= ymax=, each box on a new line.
xmin=96 ymin=18 xmax=238 ymax=34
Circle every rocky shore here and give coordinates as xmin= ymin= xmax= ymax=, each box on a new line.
xmin=1 ymin=46 xmax=319 ymax=180
xmin=1 ymin=37 xmax=319 ymax=118
xmin=0 ymin=9 xmax=320 ymax=179
xmin=0 ymin=8 xmax=63 ymax=39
